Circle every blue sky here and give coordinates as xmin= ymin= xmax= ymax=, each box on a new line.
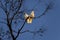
xmin=0 ymin=0 xmax=60 ymax=40
xmin=42 ymin=0 xmax=60 ymax=40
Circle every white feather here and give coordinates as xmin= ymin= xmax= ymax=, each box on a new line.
xmin=24 ymin=13 xmax=29 ymax=19
xmin=30 ymin=11 xmax=34 ymax=17
xmin=24 ymin=11 xmax=35 ymax=23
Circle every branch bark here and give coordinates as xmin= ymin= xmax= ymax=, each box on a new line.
xmin=15 ymin=18 xmax=27 ymax=39
xmin=34 ymin=2 xmax=51 ymax=19
xmin=10 ymin=0 xmax=23 ymax=24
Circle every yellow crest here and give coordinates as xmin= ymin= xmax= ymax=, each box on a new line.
xmin=24 ymin=11 xmax=35 ymax=23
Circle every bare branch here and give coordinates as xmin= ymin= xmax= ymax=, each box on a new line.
xmin=34 ymin=2 xmax=52 ymax=19
xmin=0 ymin=0 xmax=9 ymax=15
xmin=15 ymin=18 xmax=27 ymax=39
xmin=0 ymin=0 xmax=51 ymax=40
xmin=13 ymin=30 xmax=34 ymax=34
xmin=10 ymin=0 xmax=23 ymax=24
xmin=13 ymin=28 xmax=46 ymax=36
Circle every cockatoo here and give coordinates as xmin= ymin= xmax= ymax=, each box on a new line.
xmin=24 ymin=11 xmax=35 ymax=23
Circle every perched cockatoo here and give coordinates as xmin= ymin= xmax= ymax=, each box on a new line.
xmin=24 ymin=11 xmax=35 ymax=23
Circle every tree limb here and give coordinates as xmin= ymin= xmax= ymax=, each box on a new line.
xmin=10 ymin=0 xmax=23 ymax=24
xmin=34 ymin=2 xmax=52 ymax=19
xmin=15 ymin=18 xmax=26 ymax=39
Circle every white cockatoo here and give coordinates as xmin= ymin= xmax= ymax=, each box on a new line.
xmin=24 ymin=11 xmax=35 ymax=23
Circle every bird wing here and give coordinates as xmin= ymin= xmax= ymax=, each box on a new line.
xmin=24 ymin=13 xmax=29 ymax=19
xmin=30 ymin=11 xmax=35 ymax=17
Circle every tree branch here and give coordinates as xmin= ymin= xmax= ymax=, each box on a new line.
xmin=0 ymin=1 xmax=9 ymax=16
xmin=7 ymin=24 xmax=15 ymax=40
xmin=15 ymin=17 xmax=29 ymax=39
xmin=10 ymin=0 xmax=23 ymax=24
xmin=15 ymin=19 xmax=26 ymax=39
xmin=13 ymin=28 xmax=46 ymax=35
xmin=34 ymin=2 xmax=52 ymax=19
